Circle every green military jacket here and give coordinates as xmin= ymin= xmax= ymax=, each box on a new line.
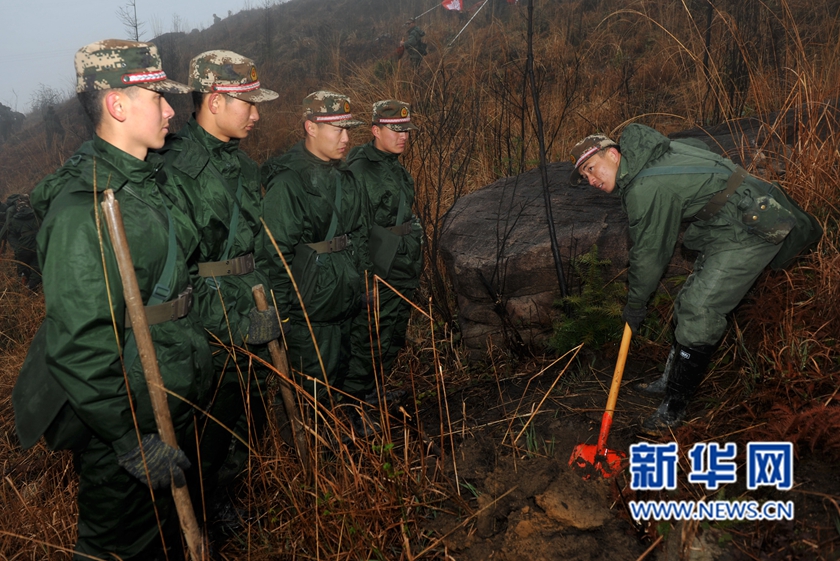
xmin=347 ymin=141 xmax=422 ymax=289
xmin=258 ymin=140 xmax=371 ymax=323
xmin=159 ymin=117 xmax=269 ymax=346
xmin=616 ymin=123 xmax=794 ymax=309
xmin=21 ymin=137 xmax=212 ymax=455
xmin=5 ymin=205 xmax=40 ymax=253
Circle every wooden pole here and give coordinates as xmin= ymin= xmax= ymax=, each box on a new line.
xmin=252 ymin=284 xmax=311 ymax=477
xmin=100 ymin=190 xmax=205 ymax=561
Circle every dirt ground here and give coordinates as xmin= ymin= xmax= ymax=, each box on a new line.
xmin=414 ymin=341 xmax=840 ymax=561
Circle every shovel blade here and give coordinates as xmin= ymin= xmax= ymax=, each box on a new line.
xmin=569 ymin=443 xmax=626 ymax=479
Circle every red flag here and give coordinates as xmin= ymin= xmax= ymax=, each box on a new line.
xmin=442 ymin=0 xmax=462 ymax=10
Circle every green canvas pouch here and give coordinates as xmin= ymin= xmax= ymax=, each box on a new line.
xmin=370 ymin=224 xmax=401 ymax=278
xmin=12 ymin=323 xmax=84 ymax=450
xmin=767 ymin=182 xmax=823 ymax=270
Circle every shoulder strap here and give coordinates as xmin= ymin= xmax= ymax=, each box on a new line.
xmin=633 ymin=165 xmax=750 ymax=221
xmin=324 ymin=175 xmax=342 ymax=242
xmin=380 ymin=162 xmax=409 ymax=226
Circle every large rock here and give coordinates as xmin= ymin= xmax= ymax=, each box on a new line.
xmin=439 ymin=161 xmax=691 ymax=357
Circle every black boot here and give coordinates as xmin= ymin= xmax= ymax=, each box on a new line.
xmin=632 ymin=344 xmax=677 ymax=396
xmin=641 ymin=344 xmax=715 ymax=435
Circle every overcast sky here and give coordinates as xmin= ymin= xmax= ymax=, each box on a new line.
xmin=1 ymin=0 xmax=256 ymax=112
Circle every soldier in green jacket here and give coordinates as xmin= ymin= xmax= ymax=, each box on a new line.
xmin=570 ymin=124 xmax=821 ymax=435
xmin=12 ymin=40 xmax=213 ymax=560
xmin=402 ymin=19 xmax=427 ymax=67
xmin=0 ymin=194 xmax=41 ymax=288
xmin=346 ymin=100 xmax=423 ymax=406
xmin=258 ymin=90 xmax=370 ymax=412
xmin=158 ymin=50 xmax=280 ymax=503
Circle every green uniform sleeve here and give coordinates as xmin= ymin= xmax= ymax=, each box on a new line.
xmin=624 ymin=181 xmax=686 ymax=308
xmin=260 ymin=170 xmax=309 ymax=314
xmin=41 ymin=202 xmax=136 ymax=453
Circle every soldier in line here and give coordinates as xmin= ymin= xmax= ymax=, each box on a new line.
xmin=157 ymin=50 xmax=280 ymax=509
xmin=258 ymin=91 xmax=371 ymax=428
xmin=570 ymin=124 xmax=821 ymax=435
xmin=13 ymin=39 xmax=213 ymax=560
xmin=346 ymin=100 xmax=423 ymax=409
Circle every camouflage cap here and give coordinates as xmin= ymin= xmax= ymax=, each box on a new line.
xmin=569 ymin=133 xmax=619 ymax=184
xmin=303 ymin=91 xmax=364 ymax=129
xmin=188 ymin=50 xmax=278 ymax=103
xmin=74 ymin=39 xmax=190 ymax=94
xmin=372 ymin=100 xmax=418 ymax=132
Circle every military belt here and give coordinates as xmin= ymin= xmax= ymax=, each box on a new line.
xmin=126 ymin=285 xmax=193 ymax=329
xmin=388 ymin=221 xmax=413 ymax=236
xmin=306 ymin=234 xmax=348 ymax=254
xmin=197 ymin=253 xmax=255 ymax=278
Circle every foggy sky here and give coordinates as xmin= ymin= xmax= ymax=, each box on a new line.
xmin=2 ymin=0 xmax=254 ymax=112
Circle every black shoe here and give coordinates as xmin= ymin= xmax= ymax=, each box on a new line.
xmin=639 ymin=344 xmax=715 ymax=435
xmin=338 ymin=405 xmax=381 ymax=443
xmin=632 ymin=346 xmax=676 ymax=396
xmin=363 ymin=389 xmax=407 ymax=409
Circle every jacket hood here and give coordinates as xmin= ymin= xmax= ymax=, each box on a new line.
xmin=31 ymin=137 xmax=161 ymax=222
xmin=616 ymin=124 xmax=672 ymax=192
xmin=261 ymin=140 xmax=348 ymax=187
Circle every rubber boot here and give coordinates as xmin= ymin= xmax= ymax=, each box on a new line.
xmin=632 ymin=344 xmax=677 ymax=396
xmin=640 ymin=344 xmax=715 ymax=435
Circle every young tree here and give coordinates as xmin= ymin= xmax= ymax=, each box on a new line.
xmin=116 ymin=0 xmax=146 ymax=41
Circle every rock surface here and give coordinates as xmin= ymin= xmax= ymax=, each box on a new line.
xmin=440 ymin=161 xmax=692 ymax=356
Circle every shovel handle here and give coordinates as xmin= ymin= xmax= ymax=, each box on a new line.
xmin=596 ymin=322 xmax=633 ymax=455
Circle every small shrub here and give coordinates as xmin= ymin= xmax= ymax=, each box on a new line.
xmin=549 ymin=245 xmax=625 ymax=355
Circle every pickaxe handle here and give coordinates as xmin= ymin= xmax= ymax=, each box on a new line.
xmin=251 ymin=284 xmax=311 ymax=477
xmin=101 ymin=190 xmax=206 ymax=561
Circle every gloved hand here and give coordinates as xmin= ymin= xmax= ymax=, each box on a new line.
xmin=248 ymin=307 xmax=282 ymax=345
xmin=117 ymin=434 xmax=191 ymax=489
xmin=622 ymin=304 xmax=647 ymax=335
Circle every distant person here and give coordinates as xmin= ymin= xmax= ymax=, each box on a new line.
xmin=158 ymin=50 xmax=280 ymax=505
xmin=13 ymin=39 xmax=212 ymax=560
xmin=0 ymin=194 xmax=41 ymax=289
xmin=0 ymin=102 xmax=13 ymax=143
xmin=213 ymin=13 xmax=222 ymax=24
xmin=402 ymin=19 xmax=427 ymax=67
xmin=346 ymin=100 xmax=422 ymax=406
xmin=569 ymin=124 xmax=822 ymax=435
xmin=257 ymin=91 xmax=371 ymax=427
xmin=44 ymin=105 xmax=65 ymax=149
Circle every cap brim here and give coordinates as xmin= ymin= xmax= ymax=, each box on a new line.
xmin=142 ymin=80 xmax=192 ymax=94
xmin=332 ymin=118 xmax=366 ymax=129
xmin=229 ymin=88 xmax=280 ymax=103
xmin=384 ymin=122 xmax=418 ymax=132
xmin=569 ymin=166 xmax=583 ymax=185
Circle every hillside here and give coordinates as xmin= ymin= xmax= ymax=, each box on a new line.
xmin=1 ymin=0 xmax=839 ymax=558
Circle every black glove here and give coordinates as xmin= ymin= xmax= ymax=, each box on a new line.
xmin=248 ymin=307 xmax=282 ymax=345
xmin=622 ymin=304 xmax=647 ymax=335
xmin=117 ymin=434 xmax=191 ymax=489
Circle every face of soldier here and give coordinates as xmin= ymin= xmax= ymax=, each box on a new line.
xmin=117 ymin=86 xmax=175 ymax=159
xmin=212 ymin=94 xmax=260 ymax=141
xmin=578 ymin=148 xmax=620 ymax=194
xmin=306 ymin=122 xmax=350 ymax=161
xmin=372 ymin=125 xmax=408 ymax=155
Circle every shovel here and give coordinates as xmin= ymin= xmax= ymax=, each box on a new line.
xmin=569 ymin=322 xmax=632 ymax=479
